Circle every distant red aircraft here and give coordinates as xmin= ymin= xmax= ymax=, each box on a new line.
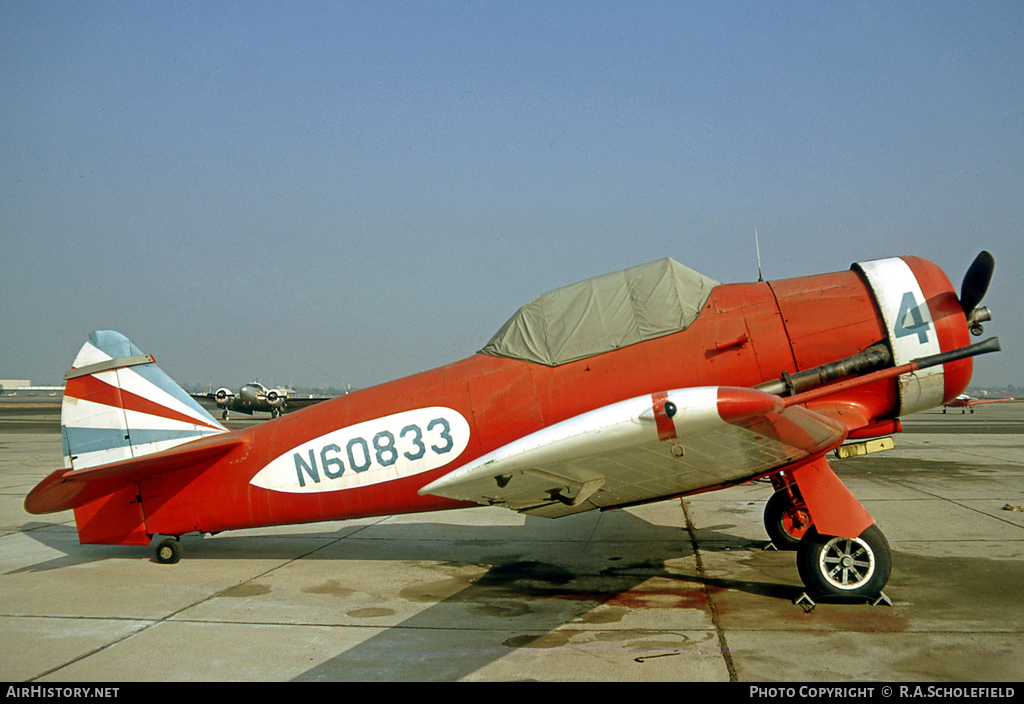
xmin=26 ymin=251 xmax=999 ymax=601
xmin=942 ymin=394 xmax=1013 ymax=413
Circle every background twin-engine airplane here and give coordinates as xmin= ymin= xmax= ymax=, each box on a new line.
xmin=191 ymin=382 xmax=332 ymax=420
xmin=26 ymin=251 xmax=1000 ymax=601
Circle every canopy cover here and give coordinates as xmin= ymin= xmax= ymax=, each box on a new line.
xmin=480 ymin=258 xmax=719 ymax=366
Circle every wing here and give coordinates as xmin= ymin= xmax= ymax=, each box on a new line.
xmin=967 ymin=397 xmax=1014 ymax=406
xmin=419 ymin=386 xmax=846 ymax=518
xmin=283 ymin=396 xmax=334 ymax=411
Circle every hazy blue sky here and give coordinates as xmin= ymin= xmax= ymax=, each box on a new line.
xmin=2 ymin=1 xmax=1021 ymax=391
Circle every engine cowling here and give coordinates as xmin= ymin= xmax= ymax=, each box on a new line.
xmin=266 ymin=389 xmax=287 ymax=408
xmin=854 ymin=256 xmax=974 ymax=414
xmin=214 ymin=388 xmax=234 ymax=406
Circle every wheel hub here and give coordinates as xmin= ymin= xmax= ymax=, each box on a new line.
xmin=819 ymin=537 xmax=875 ymax=590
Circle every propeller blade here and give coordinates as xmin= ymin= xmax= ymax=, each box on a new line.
xmin=960 ymin=250 xmax=994 ymax=314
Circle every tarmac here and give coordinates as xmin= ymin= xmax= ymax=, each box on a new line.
xmin=1 ymin=398 xmax=1022 ymax=682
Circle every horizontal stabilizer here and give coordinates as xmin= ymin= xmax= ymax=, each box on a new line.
xmin=25 ymin=424 xmax=247 ymax=515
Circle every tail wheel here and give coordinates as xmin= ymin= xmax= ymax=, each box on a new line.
xmin=155 ymin=538 xmax=182 ymax=564
xmin=796 ymin=524 xmax=891 ymax=599
xmin=764 ymin=489 xmax=813 ymax=550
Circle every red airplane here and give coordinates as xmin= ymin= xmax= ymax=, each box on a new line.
xmin=25 ymin=251 xmax=999 ymax=601
xmin=942 ymin=394 xmax=1013 ymax=413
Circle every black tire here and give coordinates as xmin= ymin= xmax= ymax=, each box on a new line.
xmin=155 ymin=538 xmax=182 ymax=564
xmin=796 ymin=524 xmax=891 ymax=599
xmin=764 ymin=489 xmax=813 ymax=550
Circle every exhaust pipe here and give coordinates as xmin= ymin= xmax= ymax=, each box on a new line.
xmin=753 ymin=343 xmax=892 ymax=397
xmin=754 ymin=337 xmax=1001 ymax=402
xmin=777 ymin=337 xmax=1001 ymax=409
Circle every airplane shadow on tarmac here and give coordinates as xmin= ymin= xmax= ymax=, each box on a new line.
xmin=14 ymin=508 xmax=806 ymax=681
xmin=291 ymin=550 xmax=800 ymax=682
xmin=286 ymin=509 xmax=802 ymax=681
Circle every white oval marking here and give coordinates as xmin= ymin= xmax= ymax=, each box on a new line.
xmin=250 ymin=407 xmax=471 ymax=494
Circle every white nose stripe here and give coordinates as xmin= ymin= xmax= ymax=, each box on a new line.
xmin=853 ymin=257 xmax=944 ymax=415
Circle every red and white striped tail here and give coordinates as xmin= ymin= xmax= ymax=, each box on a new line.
xmin=61 ymin=331 xmax=226 ymax=471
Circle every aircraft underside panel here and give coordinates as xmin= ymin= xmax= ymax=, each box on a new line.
xmin=420 ymin=386 xmax=846 ymax=519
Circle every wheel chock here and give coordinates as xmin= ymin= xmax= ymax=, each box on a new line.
xmin=794 ymin=592 xmax=816 ymax=611
xmin=871 ymin=591 xmax=893 ymax=607
xmin=792 ymin=590 xmax=891 ymax=610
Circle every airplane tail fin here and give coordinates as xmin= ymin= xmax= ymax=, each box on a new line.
xmin=61 ymin=331 xmax=227 ymax=471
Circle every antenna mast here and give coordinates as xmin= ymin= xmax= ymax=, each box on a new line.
xmin=755 ymin=228 xmax=764 ymax=282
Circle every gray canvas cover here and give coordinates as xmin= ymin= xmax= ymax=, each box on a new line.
xmin=480 ymin=258 xmax=719 ymax=366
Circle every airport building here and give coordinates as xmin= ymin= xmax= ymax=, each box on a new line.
xmin=0 ymin=379 xmax=64 ymax=396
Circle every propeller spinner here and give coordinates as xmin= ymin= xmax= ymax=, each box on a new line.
xmin=961 ymin=250 xmax=995 ymax=335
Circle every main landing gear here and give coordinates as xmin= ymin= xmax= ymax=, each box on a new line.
xmin=764 ymin=486 xmax=893 ymax=601
xmin=796 ymin=525 xmax=892 ymax=600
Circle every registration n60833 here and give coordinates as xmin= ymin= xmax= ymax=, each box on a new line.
xmin=250 ymin=407 xmax=471 ymax=493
